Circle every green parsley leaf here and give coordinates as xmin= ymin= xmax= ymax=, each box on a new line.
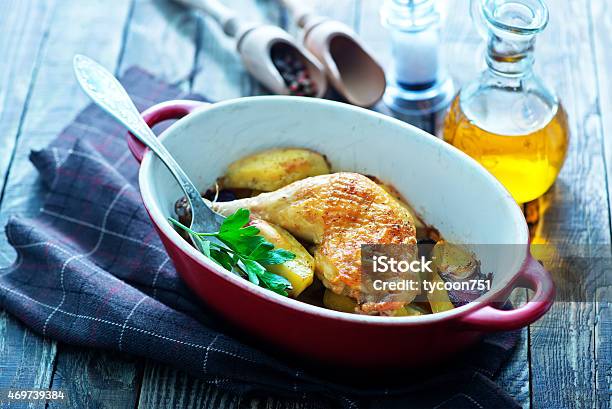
xmin=246 ymin=241 xmax=275 ymax=260
xmin=193 ymin=235 xmax=211 ymax=257
xmin=241 ymin=259 xmax=265 ymax=285
xmin=219 ymin=208 xmax=251 ymax=233
xmin=221 ymin=233 xmax=264 ymax=256
xmin=256 ymin=248 xmax=296 ymax=265
xmin=209 ymin=248 xmax=234 ymax=271
xmin=168 ymin=209 xmax=294 ymax=297
xmin=260 ymin=271 xmax=292 ymax=296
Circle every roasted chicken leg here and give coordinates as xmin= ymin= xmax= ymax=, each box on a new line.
xmin=212 ymin=172 xmax=418 ymax=312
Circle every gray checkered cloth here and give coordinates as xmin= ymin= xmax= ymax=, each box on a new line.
xmin=0 ymin=67 xmax=520 ymax=408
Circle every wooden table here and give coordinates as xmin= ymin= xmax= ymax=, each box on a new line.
xmin=0 ymin=0 xmax=610 ymax=408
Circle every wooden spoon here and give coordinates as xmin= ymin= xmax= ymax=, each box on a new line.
xmin=281 ymin=0 xmax=387 ymax=107
xmin=175 ymin=0 xmax=327 ymax=97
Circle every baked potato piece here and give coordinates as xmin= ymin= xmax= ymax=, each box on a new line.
xmin=431 ymin=241 xmax=480 ymax=280
xmin=431 ymin=241 xmax=489 ymax=306
xmin=392 ymin=305 xmax=424 ymax=316
xmin=427 ymin=242 xmax=478 ymax=313
xmin=322 ymin=291 xmax=425 ymax=316
xmin=323 ymin=289 xmax=357 ymax=313
xmin=251 ymin=219 xmax=314 ymax=297
xmin=427 ymin=271 xmax=455 ymax=314
xmin=222 ymin=148 xmax=330 ymax=191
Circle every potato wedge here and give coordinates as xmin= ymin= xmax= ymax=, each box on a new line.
xmin=392 ymin=305 xmax=423 ymax=316
xmin=251 ymin=219 xmax=314 ymax=297
xmin=322 ymin=292 xmax=424 ymax=316
xmin=427 ymin=271 xmax=455 ymax=314
xmin=323 ymin=289 xmax=357 ymax=313
xmin=223 ymin=148 xmax=330 ymax=191
xmin=431 ymin=241 xmax=480 ymax=280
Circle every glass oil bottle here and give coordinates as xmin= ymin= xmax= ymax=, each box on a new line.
xmin=443 ymin=0 xmax=569 ymax=204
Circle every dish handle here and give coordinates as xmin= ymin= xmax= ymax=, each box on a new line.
xmin=127 ymin=100 xmax=210 ymax=163
xmin=459 ymin=256 xmax=555 ymax=331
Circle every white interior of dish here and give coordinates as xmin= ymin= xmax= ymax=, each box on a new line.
xmin=139 ymin=96 xmax=529 ymax=321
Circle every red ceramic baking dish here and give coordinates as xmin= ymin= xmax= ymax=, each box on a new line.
xmin=127 ymin=97 xmax=554 ymax=368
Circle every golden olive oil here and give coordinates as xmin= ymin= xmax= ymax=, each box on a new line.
xmin=443 ymin=96 xmax=569 ymax=204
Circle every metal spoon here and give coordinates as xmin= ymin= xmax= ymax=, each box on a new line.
xmin=72 ymin=54 xmax=223 ymax=241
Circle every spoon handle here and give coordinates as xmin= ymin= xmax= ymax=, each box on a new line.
xmin=278 ymin=0 xmax=313 ymax=27
xmin=72 ymin=54 xmax=219 ymax=231
xmin=173 ymin=0 xmax=242 ymax=37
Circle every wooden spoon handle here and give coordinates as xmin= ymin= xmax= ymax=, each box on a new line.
xmin=174 ymin=0 xmax=242 ymax=37
xmin=278 ymin=0 xmax=313 ymax=28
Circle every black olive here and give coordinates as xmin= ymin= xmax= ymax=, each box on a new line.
xmin=216 ymin=190 xmax=238 ymax=202
xmin=174 ymin=196 xmax=192 ymax=226
xmin=202 ymin=189 xmax=237 ymax=202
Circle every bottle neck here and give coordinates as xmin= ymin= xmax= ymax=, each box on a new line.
xmin=486 ymin=34 xmax=535 ymax=77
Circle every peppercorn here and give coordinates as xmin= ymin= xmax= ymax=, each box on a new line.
xmin=271 ymin=45 xmax=317 ymax=97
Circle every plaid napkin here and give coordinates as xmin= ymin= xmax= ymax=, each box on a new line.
xmin=0 ymin=67 xmax=521 ymax=409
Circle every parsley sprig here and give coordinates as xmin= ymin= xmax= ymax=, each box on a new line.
xmin=169 ymin=208 xmax=295 ymax=296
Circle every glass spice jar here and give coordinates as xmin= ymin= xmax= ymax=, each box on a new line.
xmin=380 ymin=0 xmax=455 ymax=115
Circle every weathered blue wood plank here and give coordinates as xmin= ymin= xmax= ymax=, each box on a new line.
xmin=527 ymin=1 xmax=604 ymax=408
xmin=48 ymin=346 xmax=141 ymax=409
xmin=138 ymin=363 xmax=329 ymax=409
xmin=136 ymin=363 xmax=330 ymax=409
xmin=117 ymin=0 xmax=198 ymax=89
xmin=0 ymin=0 xmax=135 ymax=242
xmin=588 ymin=1 xmax=612 ymax=408
xmin=137 ymin=364 xmax=245 ymax=409
xmin=595 ymin=288 xmax=612 ymax=409
xmin=0 ymin=0 xmax=54 ymax=207
xmin=0 ymin=2 xmax=59 ymax=407
xmin=0 ymin=1 xmax=55 ymax=262
xmin=0 ymin=1 xmax=141 ymax=408
xmin=0 ymin=311 xmax=56 ymax=409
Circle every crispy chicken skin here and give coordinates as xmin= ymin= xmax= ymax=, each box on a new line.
xmin=211 ymin=173 xmax=418 ymax=311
